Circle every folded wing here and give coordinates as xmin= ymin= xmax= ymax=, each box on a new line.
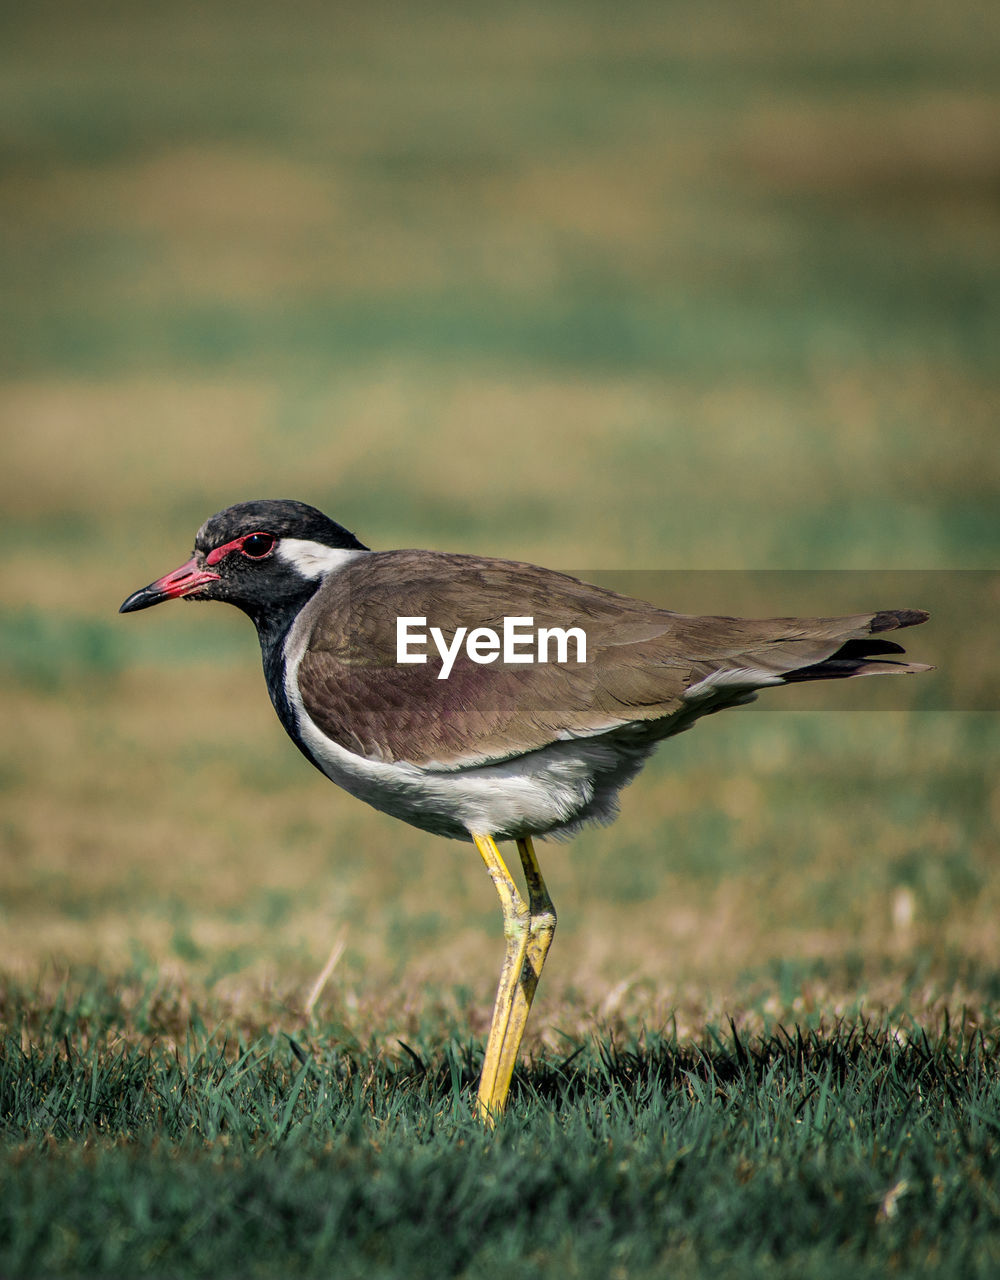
xmin=295 ymin=552 xmax=930 ymax=769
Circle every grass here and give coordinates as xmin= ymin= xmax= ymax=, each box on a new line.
xmin=5 ymin=975 xmax=1000 ymax=1279
xmin=3 ymin=683 xmax=998 ymax=1277
xmin=2 ymin=0 xmax=999 ymax=1274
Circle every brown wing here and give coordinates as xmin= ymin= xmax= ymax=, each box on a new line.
xmin=295 ymin=551 xmax=929 ymax=768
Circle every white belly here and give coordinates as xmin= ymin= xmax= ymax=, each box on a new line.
xmin=288 ymin=688 xmax=655 ymax=840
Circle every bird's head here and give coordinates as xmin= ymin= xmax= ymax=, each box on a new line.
xmin=119 ymin=499 xmax=369 ymax=624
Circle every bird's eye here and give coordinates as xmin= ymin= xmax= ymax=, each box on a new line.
xmin=241 ymin=533 xmax=276 ymax=559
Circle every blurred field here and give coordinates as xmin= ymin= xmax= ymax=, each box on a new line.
xmin=1 ymin=1 xmax=999 ymax=1275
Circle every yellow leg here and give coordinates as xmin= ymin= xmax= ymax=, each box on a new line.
xmin=472 ymin=833 xmax=557 ymax=1123
xmin=516 ymin=835 xmax=558 ymax=1015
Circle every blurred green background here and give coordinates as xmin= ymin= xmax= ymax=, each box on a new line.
xmin=1 ymin=0 xmax=998 ymax=1040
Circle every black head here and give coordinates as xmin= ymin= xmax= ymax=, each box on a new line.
xmin=119 ymin=500 xmax=369 ymax=631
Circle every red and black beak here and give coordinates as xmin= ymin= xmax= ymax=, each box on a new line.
xmin=119 ymin=556 xmax=221 ymax=614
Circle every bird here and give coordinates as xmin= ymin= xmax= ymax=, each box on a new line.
xmin=120 ymin=499 xmax=931 ymax=1121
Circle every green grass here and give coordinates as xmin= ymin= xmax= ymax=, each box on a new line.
xmin=5 ymin=977 xmax=1000 ymax=1279
xmin=3 ymin=708 xmax=999 ymax=1277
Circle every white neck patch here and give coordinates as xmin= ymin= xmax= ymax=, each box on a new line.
xmin=276 ymin=538 xmax=366 ymax=580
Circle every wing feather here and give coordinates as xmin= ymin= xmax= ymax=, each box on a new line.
xmin=294 ymin=552 xmax=928 ymax=768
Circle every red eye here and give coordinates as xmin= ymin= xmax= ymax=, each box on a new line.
xmin=241 ymin=532 xmax=275 ymax=559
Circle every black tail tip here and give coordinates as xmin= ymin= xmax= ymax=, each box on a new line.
xmin=870 ymin=608 xmax=930 ymax=633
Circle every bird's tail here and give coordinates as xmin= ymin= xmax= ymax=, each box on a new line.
xmin=782 ymin=609 xmax=932 ymax=683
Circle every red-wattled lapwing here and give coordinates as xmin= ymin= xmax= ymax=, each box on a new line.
xmin=121 ymin=499 xmax=931 ymax=1120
